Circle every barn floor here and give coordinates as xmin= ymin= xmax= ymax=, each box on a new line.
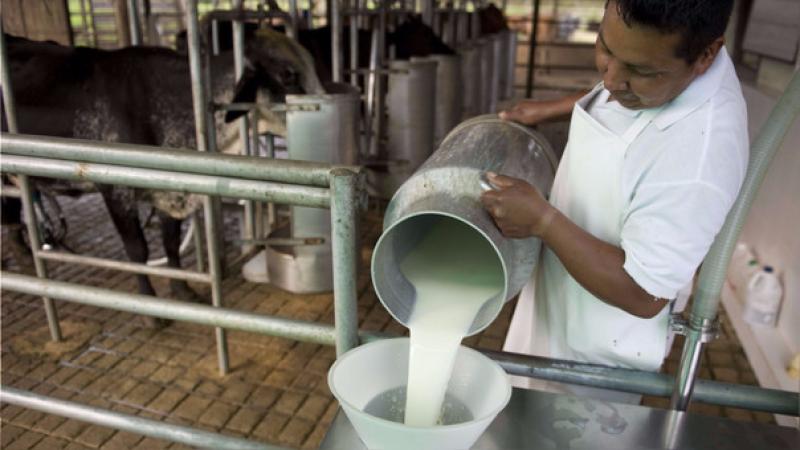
xmin=0 ymin=191 xmax=774 ymax=450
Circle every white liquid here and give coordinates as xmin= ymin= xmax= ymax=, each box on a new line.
xmin=400 ymin=218 xmax=504 ymax=427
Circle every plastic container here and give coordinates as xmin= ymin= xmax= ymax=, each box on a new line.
xmin=328 ymin=338 xmax=511 ymax=450
xmin=729 ymin=243 xmax=759 ymax=294
xmin=743 ymin=266 xmax=783 ymax=327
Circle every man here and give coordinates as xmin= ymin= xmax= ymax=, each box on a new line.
xmin=481 ymin=0 xmax=747 ymax=402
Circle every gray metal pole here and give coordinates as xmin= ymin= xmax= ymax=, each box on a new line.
xmin=2 ymin=272 xmax=797 ymax=415
xmin=0 ymin=133 xmax=352 ymax=188
xmin=188 ymin=0 xmax=226 ymax=375
xmin=525 ymin=0 xmax=539 ymax=97
xmin=350 ymin=0 xmax=360 ymax=86
xmin=0 ymin=30 xmax=19 ymax=133
xmin=332 ymin=0 xmax=343 ymax=81
xmin=127 ymin=0 xmax=143 ymax=45
xmin=330 ymin=169 xmax=360 ymax=356
xmin=232 ymin=0 xmax=256 ymax=253
xmin=0 ymin=387 xmax=285 ymax=450
xmin=0 ymin=27 xmax=62 ymax=342
xmin=0 ymin=155 xmax=332 ymax=208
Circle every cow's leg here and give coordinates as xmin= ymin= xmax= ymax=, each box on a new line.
xmin=2 ymin=196 xmax=35 ymax=275
xmin=159 ymin=212 xmax=205 ymax=303
xmin=100 ymin=188 xmax=169 ymax=328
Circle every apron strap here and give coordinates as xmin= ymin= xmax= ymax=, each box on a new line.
xmin=620 ymin=105 xmax=664 ymax=144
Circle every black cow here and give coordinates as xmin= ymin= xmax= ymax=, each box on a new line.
xmin=1 ymin=32 xmax=323 ymax=326
xmin=177 ymin=16 xmax=455 ymax=84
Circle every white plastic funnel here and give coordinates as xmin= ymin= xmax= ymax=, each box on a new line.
xmin=328 ymin=338 xmax=511 ymax=450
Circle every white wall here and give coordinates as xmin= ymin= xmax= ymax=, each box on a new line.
xmin=739 ymin=82 xmax=800 ymax=361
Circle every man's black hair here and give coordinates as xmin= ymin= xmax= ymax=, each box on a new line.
xmin=606 ymin=0 xmax=734 ymax=64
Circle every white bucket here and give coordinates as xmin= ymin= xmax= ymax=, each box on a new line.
xmin=328 ymin=338 xmax=511 ymax=450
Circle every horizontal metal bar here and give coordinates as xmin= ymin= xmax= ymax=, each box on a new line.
xmin=205 ymin=9 xmax=292 ymax=23
xmin=0 ymin=387 xmax=284 ymax=450
xmin=1 ymin=272 xmax=338 ymax=345
xmin=344 ymin=68 xmax=409 ymax=75
xmin=484 ymin=349 xmax=798 ymax=416
xmin=213 ymin=102 xmax=321 ymax=113
xmin=1 ymin=155 xmax=331 ymax=208
xmin=3 ymin=273 xmax=795 ymax=416
xmin=36 ymin=250 xmax=211 ymax=284
xmin=1 ymin=134 xmax=357 ymax=187
xmin=239 ymin=237 xmax=326 ymax=246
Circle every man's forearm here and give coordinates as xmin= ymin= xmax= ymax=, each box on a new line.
xmin=541 ymin=211 xmax=668 ymax=318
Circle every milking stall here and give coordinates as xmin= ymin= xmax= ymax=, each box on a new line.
xmin=0 ymin=0 xmax=799 ymax=448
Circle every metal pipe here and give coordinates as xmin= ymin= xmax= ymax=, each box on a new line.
xmin=36 ymin=250 xmax=211 ymax=283
xmin=2 ymin=272 xmax=796 ymax=415
xmin=211 ymin=19 xmax=220 ymax=55
xmin=331 ymin=0 xmax=343 ymax=82
xmin=0 ymin=30 xmax=19 ymax=134
xmin=485 ymin=349 xmax=798 ymax=416
xmin=1 ymin=28 xmax=62 ymax=342
xmin=186 ymin=1 xmax=231 ymax=375
xmin=349 ymin=0 xmax=360 ymax=86
xmin=0 ymin=387 xmax=284 ymax=450
xmin=0 ymin=155 xmax=332 ymax=208
xmin=127 ymin=0 xmax=143 ymax=45
xmin=671 ymin=69 xmax=800 ymax=411
xmin=232 ymin=0 xmax=256 ymax=253
xmin=373 ymin=5 xmax=387 ymax=156
xmin=1 ymin=272 xmax=341 ymax=345
xmin=364 ymin=24 xmax=380 ymax=156
xmin=525 ymin=0 xmax=540 ymax=97
xmin=0 ymin=134 xmax=356 ymax=187
xmin=203 ymin=192 xmax=229 ymax=375
xmin=19 ymin=176 xmax=62 ymax=342
xmin=330 ymin=169 xmax=360 ymax=356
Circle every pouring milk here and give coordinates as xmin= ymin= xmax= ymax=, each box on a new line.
xmin=399 ymin=217 xmax=504 ymax=427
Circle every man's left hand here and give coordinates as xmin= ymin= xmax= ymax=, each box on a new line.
xmin=480 ymin=172 xmax=557 ymax=239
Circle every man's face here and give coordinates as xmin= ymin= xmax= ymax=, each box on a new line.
xmin=595 ymin=2 xmax=712 ymax=109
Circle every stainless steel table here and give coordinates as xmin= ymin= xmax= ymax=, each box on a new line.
xmin=320 ymin=388 xmax=798 ymax=449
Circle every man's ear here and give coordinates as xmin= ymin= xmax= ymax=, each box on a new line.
xmin=693 ymin=36 xmax=724 ymax=76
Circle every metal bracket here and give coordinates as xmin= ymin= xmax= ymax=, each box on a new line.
xmin=669 ymin=314 xmax=719 ymax=343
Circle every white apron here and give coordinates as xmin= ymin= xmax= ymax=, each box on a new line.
xmin=503 ymin=87 xmax=672 ymax=403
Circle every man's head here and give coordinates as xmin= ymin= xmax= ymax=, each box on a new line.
xmin=596 ymin=0 xmax=734 ymax=109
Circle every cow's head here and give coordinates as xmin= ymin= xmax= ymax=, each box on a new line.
xmin=388 ymin=16 xmax=455 ymax=60
xmin=225 ymin=27 xmax=324 ymax=126
xmin=479 ymin=4 xmax=509 ymax=35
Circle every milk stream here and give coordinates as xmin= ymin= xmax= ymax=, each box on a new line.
xmin=399 ymin=218 xmax=504 ymax=427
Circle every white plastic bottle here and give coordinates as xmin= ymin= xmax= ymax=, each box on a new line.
xmin=743 ymin=266 xmax=783 ymax=327
xmin=729 ymin=243 xmax=759 ymax=294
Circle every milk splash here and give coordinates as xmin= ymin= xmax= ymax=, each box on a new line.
xmin=400 ymin=217 xmax=504 ymax=427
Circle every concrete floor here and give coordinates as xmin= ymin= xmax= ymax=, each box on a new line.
xmin=0 ymin=190 xmax=775 ymax=450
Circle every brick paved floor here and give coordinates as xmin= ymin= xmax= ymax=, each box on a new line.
xmin=0 ymin=192 xmax=774 ymax=449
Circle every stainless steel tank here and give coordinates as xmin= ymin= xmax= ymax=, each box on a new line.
xmin=478 ymin=38 xmax=495 ymax=114
xmin=418 ymin=54 xmax=463 ymax=147
xmin=458 ymin=44 xmax=482 ymax=120
xmin=368 ymin=58 xmax=438 ymax=199
xmin=371 ymin=115 xmax=558 ymax=335
xmin=266 ymin=83 xmax=360 ymax=293
xmin=503 ymin=30 xmax=517 ymax=100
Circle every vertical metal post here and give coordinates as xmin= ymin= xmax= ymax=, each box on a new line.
xmin=330 ymin=169 xmax=360 ymax=356
xmin=193 ymin=211 xmax=205 ymax=271
xmin=331 ymin=0 xmax=343 ymax=82
xmin=127 ymin=0 xmax=143 ymax=45
xmin=372 ymin=5 xmax=386 ymax=156
xmin=525 ymin=0 xmax=539 ymax=97
xmin=421 ymin=0 xmax=433 ymax=26
xmin=670 ymin=323 xmax=707 ymax=411
xmin=0 ymin=29 xmax=63 ymax=342
xmin=289 ymin=0 xmax=300 ymax=29
xmin=232 ymin=0 xmax=255 ymax=252
xmin=185 ymin=0 xmax=229 ymax=375
xmin=349 ymin=0 xmax=360 ymax=86
xmin=211 ymin=20 xmax=220 ymax=55
xmin=86 ymin=0 xmax=99 ymax=47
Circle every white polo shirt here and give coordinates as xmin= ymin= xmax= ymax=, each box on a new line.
xmin=588 ymin=49 xmax=749 ymax=300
